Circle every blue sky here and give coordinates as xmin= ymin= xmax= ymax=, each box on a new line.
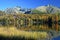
xmin=0 ymin=0 xmax=60 ymax=10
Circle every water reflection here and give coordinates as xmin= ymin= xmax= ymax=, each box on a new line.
xmin=0 ymin=15 xmax=60 ymax=31
xmin=15 ymin=17 xmax=60 ymax=31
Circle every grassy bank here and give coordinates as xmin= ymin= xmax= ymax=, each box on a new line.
xmin=0 ymin=26 xmax=48 ymax=40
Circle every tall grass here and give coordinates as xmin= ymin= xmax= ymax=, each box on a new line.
xmin=0 ymin=26 xmax=48 ymax=40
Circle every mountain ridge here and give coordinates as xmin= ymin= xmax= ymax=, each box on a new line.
xmin=0 ymin=5 xmax=60 ymax=14
xmin=35 ymin=5 xmax=60 ymax=14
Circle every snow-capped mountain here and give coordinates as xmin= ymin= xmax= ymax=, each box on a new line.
xmin=4 ymin=5 xmax=60 ymax=14
xmin=5 ymin=6 xmax=24 ymax=14
xmin=35 ymin=5 xmax=60 ymax=14
xmin=5 ymin=6 xmax=31 ymax=14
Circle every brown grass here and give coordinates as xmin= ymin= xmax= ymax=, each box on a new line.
xmin=0 ymin=26 xmax=48 ymax=39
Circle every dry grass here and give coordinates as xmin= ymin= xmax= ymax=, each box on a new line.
xmin=0 ymin=26 xmax=48 ymax=39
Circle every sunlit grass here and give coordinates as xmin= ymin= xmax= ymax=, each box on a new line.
xmin=0 ymin=26 xmax=48 ymax=39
